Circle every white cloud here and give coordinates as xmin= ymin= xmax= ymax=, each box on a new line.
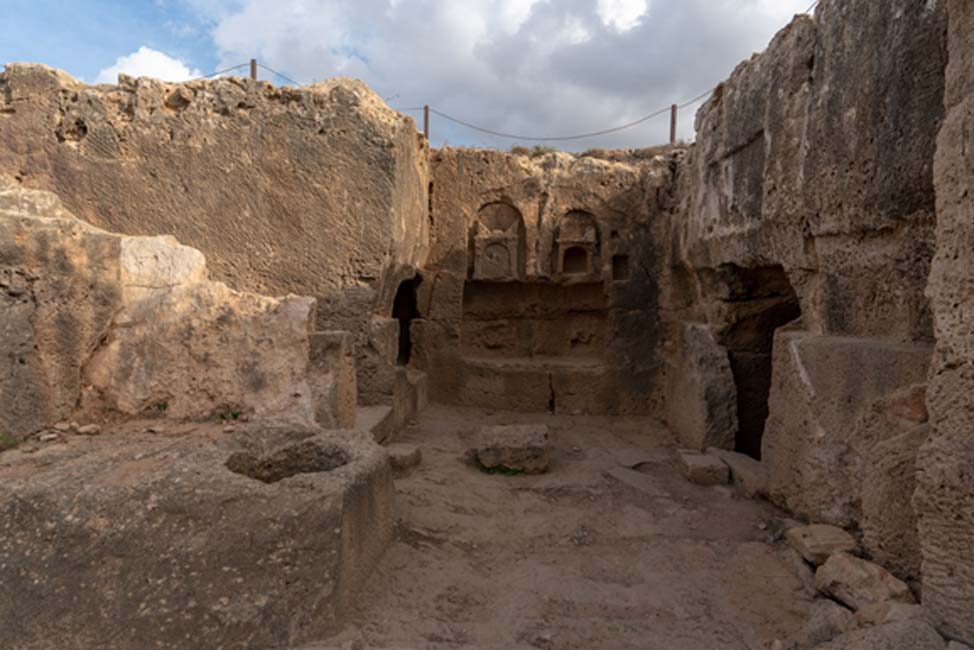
xmin=95 ymin=46 xmax=203 ymax=84
xmin=596 ymin=0 xmax=647 ymax=32
xmin=193 ymin=0 xmax=811 ymax=149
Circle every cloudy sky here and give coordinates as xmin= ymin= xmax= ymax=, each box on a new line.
xmin=2 ymin=0 xmax=813 ymax=150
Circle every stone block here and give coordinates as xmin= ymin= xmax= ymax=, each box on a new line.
xmin=665 ymin=322 xmax=737 ymax=451
xmin=786 ymin=524 xmax=859 ymax=566
xmin=861 ymin=424 xmax=929 ymax=583
xmin=677 ymin=449 xmax=729 ymax=486
xmin=0 ymin=427 xmax=396 ymax=649
xmin=474 ymin=424 xmax=549 ymax=474
xmin=385 ymin=443 xmax=422 ymax=473
xmin=358 ymin=317 xmax=399 ymax=406
xmin=814 ymin=553 xmax=916 ymax=611
xmin=310 ymin=331 xmax=358 ymax=429
xmin=763 ymin=331 xmax=931 ymax=526
xmin=707 ymin=447 xmax=768 ymax=498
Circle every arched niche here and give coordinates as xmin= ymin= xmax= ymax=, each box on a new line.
xmin=470 ymin=202 xmax=526 ymax=281
xmin=554 ymin=210 xmax=600 ymax=279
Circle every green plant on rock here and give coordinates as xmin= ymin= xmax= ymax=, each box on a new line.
xmin=0 ymin=432 xmax=20 ymax=451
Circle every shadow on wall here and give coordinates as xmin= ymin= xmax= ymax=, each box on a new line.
xmin=707 ymin=264 xmax=802 ymax=459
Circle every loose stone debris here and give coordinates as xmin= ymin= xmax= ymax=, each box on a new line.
xmin=473 ymin=424 xmax=550 ymax=474
xmin=677 ymin=449 xmax=730 ymax=486
xmin=787 ymin=524 xmax=860 ymax=566
xmin=385 ymin=443 xmax=423 ymax=472
xmin=815 ymin=553 xmax=917 ymax=611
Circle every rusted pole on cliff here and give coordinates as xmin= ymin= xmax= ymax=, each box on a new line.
xmin=423 ymin=105 xmax=430 ymax=141
xmin=670 ymin=104 xmax=678 ymax=145
xmin=250 ymin=59 xmax=257 ymax=81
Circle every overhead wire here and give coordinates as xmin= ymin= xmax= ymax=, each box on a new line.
xmin=257 ymin=63 xmax=301 ymax=86
xmin=426 ymin=82 xmax=717 ymax=142
xmin=189 ymin=63 xmax=249 ymax=82
xmin=181 ymin=9 xmax=797 ymax=145
xmin=428 ymin=105 xmax=672 ymax=142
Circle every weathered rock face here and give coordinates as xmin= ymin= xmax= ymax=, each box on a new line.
xmin=763 ymin=332 xmax=930 ymax=526
xmin=0 ymin=64 xmax=430 ymax=402
xmin=419 ymin=147 xmax=678 ymax=415
xmin=861 ymin=423 xmax=929 ymax=584
xmin=680 ymin=0 xmax=944 ymax=341
xmin=668 ymin=0 xmax=946 ymax=539
xmin=0 ymin=179 xmax=345 ymax=437
xmin=917 ymin=0 xmax=974 ymax=643
xmin=665 ymin=322 xmax=737 ymax=451
xmin=659 ymin=1 xmax=971 ymax=636
xmin=0 ymin=425 xmax=395 ymax=649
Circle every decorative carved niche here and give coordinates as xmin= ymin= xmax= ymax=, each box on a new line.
xmin=554 ymin=210 xmax=600 ymax=280
xmin=470 ymin=202 xmax=526 ymax=281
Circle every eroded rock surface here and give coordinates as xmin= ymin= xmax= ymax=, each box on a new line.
xmin=0 ymin=64 xmax=429 ymax=402
xmin=917 ymin=0 xmax=974 ymax=643
xmin=0 ymin=178 xmax=330 ymax=437
xmin=0 ymin=425 xmax=395 ymax=649
xmin=420 ymin=147 xmax=678 ymax=416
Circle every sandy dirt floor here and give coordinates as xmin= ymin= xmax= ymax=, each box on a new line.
xmin=305 ymin=405 xmax=816 ymax=650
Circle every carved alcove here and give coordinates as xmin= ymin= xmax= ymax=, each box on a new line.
xmin=608 ymin=229 xmax=631 ymax=283
xmin=461 ymin=204 xmax=608 ymax=363
xmin=553 ymin=210 xmax=600 ymax=281
xmin=470 ymin=202 xmax=526 ymax=281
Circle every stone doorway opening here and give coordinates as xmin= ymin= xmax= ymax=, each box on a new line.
xmin=393 ymin=276 xmax=422 ymax=366
xmin=713 ymin=264 xmax=802 ymax=459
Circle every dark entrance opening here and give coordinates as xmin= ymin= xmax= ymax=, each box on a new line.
xmin=612 ymin=254 xmax=631 ymax=281
xmin=392 ymin=276 xmax=422 ymax=366
xmin=712 ymin=264 xmax=801 ymax=459
xmin=563 ymin=246 xmax=589 ymax=275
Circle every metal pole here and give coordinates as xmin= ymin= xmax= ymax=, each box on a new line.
xmin=423 ymin=105 xmax=430 ymax=141
xmin=670 ymin=104 xmax=678 ymax=145
xmin=250 ymin=59 xmax=257 ymax=81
